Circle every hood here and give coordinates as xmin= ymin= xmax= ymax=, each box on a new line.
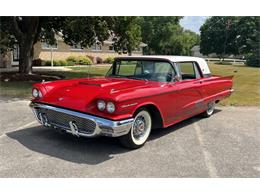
xmin=38 ymin=77 xmax=148 ymax=112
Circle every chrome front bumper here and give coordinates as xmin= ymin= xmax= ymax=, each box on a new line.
xmin=29 ymin=102 xmax=134 ymax=137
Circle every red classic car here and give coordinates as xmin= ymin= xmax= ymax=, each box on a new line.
xmin=30 ymin=56 xmax=233 ymax=148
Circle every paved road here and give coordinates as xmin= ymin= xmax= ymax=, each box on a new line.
xmin=0 ymin=98 xmax=259 ymax=177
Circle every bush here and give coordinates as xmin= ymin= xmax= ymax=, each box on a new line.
xmin=66 ymin=56 xmax=77 ymax=63
xmin=246 ymin=52 xmax=260 ymax=67
xmin=77 ymin=56 xmax=92 ymax=65
xmin=56 ymin=60 xmax=68 ymax=66
xmin=53 ymin=60 xmax=59 ymax=66
xmin=32 ymin=58 xmax=43 ymax=66
xmin=44 ymin=60 xmax=68 ymax=66
xmin=104 ymin=56 xmax=114 ymax=64
xmin=66 ymin=56 xmax=77 ymax=66
xmin=45 ymin=60 xmax=51 ymax=66
xmin=65 ymin=55 xmax=92 ymax=65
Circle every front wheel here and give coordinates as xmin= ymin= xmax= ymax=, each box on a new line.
xmin=201 ymin=101 xmax=215 ymax=118
xmin=119 ymin=108 xmax=152 ymax=149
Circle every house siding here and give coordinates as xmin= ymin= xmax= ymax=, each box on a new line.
xmin=35 ymin=40 xmax=136 ymax=61
xmin=1 ymin=40 xmax=144 ymax=68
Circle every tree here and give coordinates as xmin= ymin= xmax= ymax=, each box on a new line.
xmin=200 ymin=16 xmax=260 ymax=66
xmin=112 ymin=17 xmax=142 ymax=55
xmin=200 ymin=16 xmax=239 ymax=58
xmin=0 ymin=16 xmax=142 ymax=74
xmin=140 ymin=17 xmax=199 ymax=55
xmin=236 ymin=17 xmax=260 ymax=67
xmin=140 ymin=16 xmax=182 ymax=54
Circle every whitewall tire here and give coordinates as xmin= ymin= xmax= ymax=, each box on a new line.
xmin=119 ymin=108 xmax=152 ymax=149
xmin=201 ymin=101 xmax=215 ymax=118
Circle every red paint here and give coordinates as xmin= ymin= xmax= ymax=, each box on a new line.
xmin=32 ymin=75 xmax=233 ymax=127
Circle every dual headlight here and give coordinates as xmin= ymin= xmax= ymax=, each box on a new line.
xmin=97 ymin=100 xmax=115 ymax=113
xmin=32 ymin=88 xmax=43 ymax=99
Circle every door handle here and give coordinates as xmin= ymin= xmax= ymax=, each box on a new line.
xmin=195 ymin=80 xmax=203 ymax=84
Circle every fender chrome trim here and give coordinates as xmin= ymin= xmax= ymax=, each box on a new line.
xmin=29 ymin=102 xmax=134 ymax=137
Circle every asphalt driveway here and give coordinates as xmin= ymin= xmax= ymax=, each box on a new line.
xmin=0 ymin=98 xmax=259 ymax=177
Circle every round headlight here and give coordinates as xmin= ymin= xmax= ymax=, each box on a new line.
xmin=106 ymin=102 xmax=115 ymax=113
xmin=39 ymin=90 xmax=43 ymax=98
xmin=97 ymin=100 xmax=106 ymax=111
xmin=32 ymin=88 xmax=39 ymax=98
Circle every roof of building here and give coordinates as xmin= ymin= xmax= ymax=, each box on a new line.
xmin=191 ymin=45 xmax=200 ymax=51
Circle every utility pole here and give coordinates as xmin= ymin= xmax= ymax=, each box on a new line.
xmin=223 ymin=19 xmax=231 ymax=61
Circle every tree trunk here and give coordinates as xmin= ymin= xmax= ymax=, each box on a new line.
xmin=12 ymin=17 xmax=40 ymax=74
xmin=19 ymin=41 xmax=34 ymax=74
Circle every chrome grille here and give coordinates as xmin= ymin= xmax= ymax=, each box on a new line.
xmin=36 ymin=108 xmax=96 ymax=134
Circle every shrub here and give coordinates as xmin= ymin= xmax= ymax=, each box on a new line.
xmin=96 ymin=56 xmax=103 ymax=64
xmin=32 ymin=58 xmax=43 ymax=66
xmin=67 ymin=60 xmax=76 ymax=66
xmin=66 ymin=56 xmax=77 ymax=65
xmin=56 ymin=60 xmax=68 ymax=66
xmin=53 ymin=60 xmax=59 ymax=66
xmin=104 ymin=56 xmax=114 ymax=64
xmin=246 ymin=52 xmax=260 ymax=67
xmin=66 ymin=56 xmax=78 ymax=63
xmin=77 ymin=56 xmax=92 ymax=65
xmin=65 ymin=55 xmax=92 ymax=65
xmin=45 ymin=60 xmax=51 ymax=66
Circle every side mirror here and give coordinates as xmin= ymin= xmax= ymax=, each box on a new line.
xmin=172 ymin=75 xmax=181 ymax=82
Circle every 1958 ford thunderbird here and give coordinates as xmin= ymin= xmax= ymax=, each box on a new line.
xmin=30 ymin=56 xmax=234 ymax=148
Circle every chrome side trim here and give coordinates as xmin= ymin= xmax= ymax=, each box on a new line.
xmin=29 ymin=102 xmax=134 ymax=137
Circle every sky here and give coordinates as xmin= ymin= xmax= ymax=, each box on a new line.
xmin=180 ymin=16 xmax=209 ymax=34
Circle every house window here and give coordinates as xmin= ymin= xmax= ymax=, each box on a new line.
xmin=70 ymin=44 xmax=83 ymax=51
xmin=91 ymin=42 xmax=102 ymax=51
xmin=134 ymin=47 xmax=142 ymax=52
xmin=109 ymin=45 xmax=114 ymax=51
xmin=42 ymin=42 xmax=58 ymax=49
xmin=12 ymin=44 xmax=19 ymax=62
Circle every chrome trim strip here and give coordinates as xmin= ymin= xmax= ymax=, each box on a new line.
xmin=29 ymin=102 xmax=134 ymax=137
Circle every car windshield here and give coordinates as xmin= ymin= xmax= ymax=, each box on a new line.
xmin=106 ymin=59 xmax=176 ymax=82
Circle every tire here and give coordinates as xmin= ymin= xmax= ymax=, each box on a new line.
xmin=201 ymin=101 xmax=215 ymax=118
xmin=119 ymin=108 xmax=152 ymax=149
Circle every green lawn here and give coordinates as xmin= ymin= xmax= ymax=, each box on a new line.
xmin=208 ymin=63 xmax=260 ymax=106
xmin=0 ymin=64 xmax=259 ymax=106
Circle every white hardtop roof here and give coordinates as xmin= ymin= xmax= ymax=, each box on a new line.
xmin=115 ymin=55 xmax=211 ymax=75
xmin=115 ymin=55 xmax=203 ymax=62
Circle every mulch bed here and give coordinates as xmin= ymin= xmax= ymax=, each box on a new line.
xmin=0 ymin=73 xmax=65 ymax=82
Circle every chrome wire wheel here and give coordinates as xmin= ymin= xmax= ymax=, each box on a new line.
xmin=206 ymin=101 xmax=215 ymax=116
xmin=130 ymin=110 xmax=152 ymax=146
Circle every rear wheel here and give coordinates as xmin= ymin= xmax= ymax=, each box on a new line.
xmin=119 ymin=108 xmax=152 ymax=149
xmin=201 ymin=101 xmax=215 ymax=118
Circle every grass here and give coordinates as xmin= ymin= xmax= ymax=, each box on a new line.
xmin=208 ymin=63 xmax=260 ymax=106
xmin=0 ymin=63 xmax=259 ymax=106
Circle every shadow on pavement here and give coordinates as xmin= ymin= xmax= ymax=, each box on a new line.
xmin=150 ymin=108 xmax=222 ymax=140
xmin=7 ymin=109 xmax=222 ymax=165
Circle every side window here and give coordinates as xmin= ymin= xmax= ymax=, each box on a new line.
xmin=177 ymin=62 xmax=201 ymax=80
xmin=154 ymin=62 xmax=175 ymax=82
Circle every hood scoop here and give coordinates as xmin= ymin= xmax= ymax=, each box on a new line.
xmin=79 ymin=80 xmax=126 ymax=88
xmin=78 ymin=81 xmax=102 ymax=87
